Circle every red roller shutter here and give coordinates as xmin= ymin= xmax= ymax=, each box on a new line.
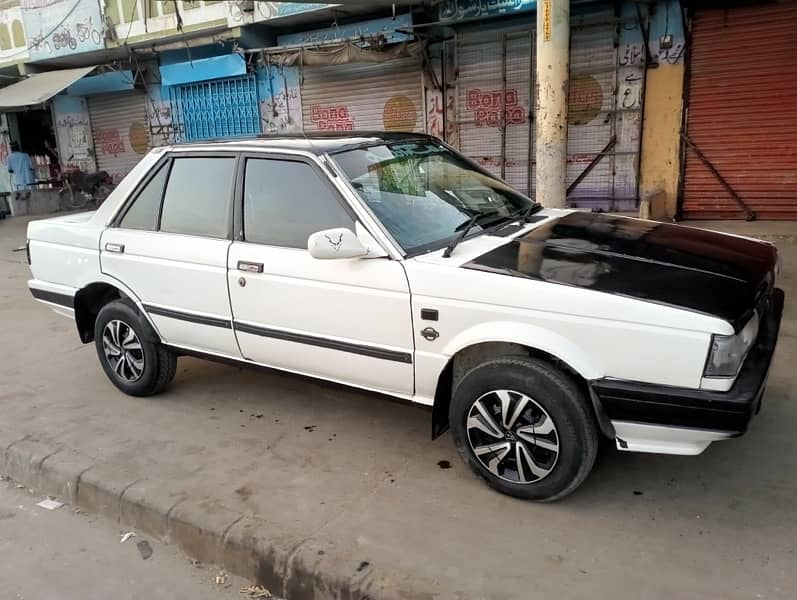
xmin=682 ymin=4 xmax=797 ymax=219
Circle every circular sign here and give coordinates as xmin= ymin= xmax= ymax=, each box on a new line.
xmin=383 ymin=95 xmax=418 ymax=131
xmin=128 ymin=121 xmax=151 ymax=155
xmin=568 ymin=75 xmax=603 ymax=126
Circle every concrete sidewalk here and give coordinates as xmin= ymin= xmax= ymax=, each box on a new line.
xmin=2 ymin=214 xmax=797 ymax=599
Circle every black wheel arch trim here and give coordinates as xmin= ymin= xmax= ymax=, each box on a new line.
xmin=98 ymin=298 xmax=162 ymax=346
xmin=31 ymin=283 xmax=162 ymax=345
xmin=431 ymin=345 xmax=615 ymax=441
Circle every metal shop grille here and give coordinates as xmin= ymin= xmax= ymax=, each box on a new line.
xmin=169 ymin=74 xmax=260 ymax=142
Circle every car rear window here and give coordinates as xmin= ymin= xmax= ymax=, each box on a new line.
xmin=119 ymin=163 xmax=168 ymax=231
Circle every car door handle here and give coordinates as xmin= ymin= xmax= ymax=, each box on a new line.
xmin=105 ymin=242 xmax=125 ymax=253
xmin=237 ymin=260 xmax=263 ymax=273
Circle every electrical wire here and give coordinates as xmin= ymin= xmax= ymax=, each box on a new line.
xmin=122 ymin=0 xmax=139 ymax=45
xmin=128 ymin=51 xmax=173 ymax=147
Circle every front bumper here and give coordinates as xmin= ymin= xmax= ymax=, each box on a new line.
xmin=590 ymin=287 xmax=784 ymax=438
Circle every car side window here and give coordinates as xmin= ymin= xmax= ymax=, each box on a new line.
xmin=159 ymin=157 xmax=236 ymax=239
xmin=119 ymin=163 xmax=168 ymax=231
xmin=243 ymin=158 xmax=355 ymax=248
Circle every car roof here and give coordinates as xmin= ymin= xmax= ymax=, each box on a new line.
xmin=166 ymin=131 xmax=437 ymax=155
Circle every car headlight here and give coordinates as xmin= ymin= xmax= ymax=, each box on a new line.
xmin=704 ymin=313 xmax=759 ymax=377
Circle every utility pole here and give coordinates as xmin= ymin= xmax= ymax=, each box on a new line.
xmin=535 ymin=0 xmax=570 ymax=208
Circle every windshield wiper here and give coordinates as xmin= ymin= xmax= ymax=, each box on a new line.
xmin=486 ymin=203 xmax=544 ymax=235
xmin=442 ymin=213 xmax=481 ymax=258
xmin=511 ymin=202 xmax=543 ymax=222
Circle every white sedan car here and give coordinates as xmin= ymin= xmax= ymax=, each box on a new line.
xmin=27 ymin=133 xmax=784 ymax=501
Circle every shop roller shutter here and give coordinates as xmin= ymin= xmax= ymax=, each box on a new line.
xmin=301 ymin=58 xmax=424 ymax=133
xmin=682 ymin=4 xmax=797 ymax=219
xmin=568 ymin=11 xmax=643 ymax=212
xmin=88 ymin=91 xmax=151 ymax=183
xmin=456 ymin=27 xmax=534 ymax=195
xmin=453 ymin=12 xmax=642 ymax=209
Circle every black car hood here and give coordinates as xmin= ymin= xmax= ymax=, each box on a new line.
xmin=463 ymin=212 xmax=778 ymax=331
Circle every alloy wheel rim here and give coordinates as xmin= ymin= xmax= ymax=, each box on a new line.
xmin=466 ymin=389 xmax=559 ymax=484
xmin=102 ymin=319 xmax=145 ymax=383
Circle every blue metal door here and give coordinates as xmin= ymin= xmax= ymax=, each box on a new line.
xmin=170 ymin=74 xmax=260 ymax=142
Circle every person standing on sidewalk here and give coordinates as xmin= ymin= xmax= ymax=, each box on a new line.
xmin=8 ymin=141 xmax=34 ymax=209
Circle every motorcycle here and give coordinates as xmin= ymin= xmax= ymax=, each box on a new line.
xmin=59 ymin=168 xmax=114 ymax=210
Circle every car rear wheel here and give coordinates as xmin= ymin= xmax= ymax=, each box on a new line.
xmin=94 ymin=300 xmax=176 ymax=396
xmin=450 ymin=357 xmax=598 ymax=501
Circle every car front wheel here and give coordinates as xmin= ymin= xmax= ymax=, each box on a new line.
xmin=450 ymin=356 xmax=599 ymax=501
xmin=94 ymin=300 xmax=177 ymax=396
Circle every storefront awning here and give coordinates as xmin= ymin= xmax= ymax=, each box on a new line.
xmin=160 ymin=54 xmax=246 ymax=87
xmin=0 ymin=66 xmax=96 ymax=110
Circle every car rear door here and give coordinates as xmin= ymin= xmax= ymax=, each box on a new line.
xmin=101 ymin=152 xmax=240 ymax=357
xmin=226 ymin=153 xmax=414 ymax=396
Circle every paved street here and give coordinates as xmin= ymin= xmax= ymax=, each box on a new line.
xmin=0 ymin=480 xmax=246 ymax=600
xmin=2 ymin=214 xmax=797 ymax=599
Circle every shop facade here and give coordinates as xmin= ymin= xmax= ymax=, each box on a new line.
xmin=300 ymin=58 xmax=424 ymax=133
xmin=444 ymin=2 xmax=645 ymax=211
xmin=87 ymin=91 xmax=151 ymax=183
xmin=680 ymin=2 xmax=797 ymax=220
xmin=267 ymin=14 xmax=424 ymax=135
xmin=162 ymin=52 xmax=261 ymax=143
xmin=3 ymin=0 xmax=788 ymax=221
xmin=0 ymin=2 xmax=650 ymax=212
xmin=53 ymin=69 xmax=152 ymax=184
xmin=0 ymin=67 xmax=97 ymax=215
xmin=257 ymin=3 xmax=645 ymax=212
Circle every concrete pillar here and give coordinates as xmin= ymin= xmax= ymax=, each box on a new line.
xmin=535 ymin=0 xmax=570 ymax=208
xmin=638 ymin=0 xmax=687 ymax=220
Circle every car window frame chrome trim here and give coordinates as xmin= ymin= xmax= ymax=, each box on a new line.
xmin=110 ymin=150 xmax=241 ymax=242
xmin=228 ymin=146 xmax=403 ymax=260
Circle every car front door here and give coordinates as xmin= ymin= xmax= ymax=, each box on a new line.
xmin=227 ymin=154 xmax=414 ymax=396
xmin=101 ymin=153 xmax=240 ymax=357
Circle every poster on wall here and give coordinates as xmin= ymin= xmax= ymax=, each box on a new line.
xmin=257 ymin=66 xmax=303 ymax=135
xmin=22 ymin=0 xmax=104 ymax=61
xmin=52 ymin=95 xmax=95 ymax=172
xmin=146 ymin=85 xmax=176 ymax=146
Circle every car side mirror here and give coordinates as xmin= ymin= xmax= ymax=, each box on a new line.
xmin=307 ymin=228 xmax=369 ymax=260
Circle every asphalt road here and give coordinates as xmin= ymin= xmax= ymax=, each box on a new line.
xmin=0 ymin=479 xmax=250 ymax=600
xmin=3 ymin=214 xmax=797 ymax=599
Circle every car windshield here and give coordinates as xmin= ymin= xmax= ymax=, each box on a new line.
xmin=330 ymin=140 xmax=533 ymax=255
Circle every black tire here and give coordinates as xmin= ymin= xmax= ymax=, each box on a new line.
xmin=450 ymin=357 xmax=599 ymax=502
xmin=93 ymin=300 xmax=177 ymax=396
